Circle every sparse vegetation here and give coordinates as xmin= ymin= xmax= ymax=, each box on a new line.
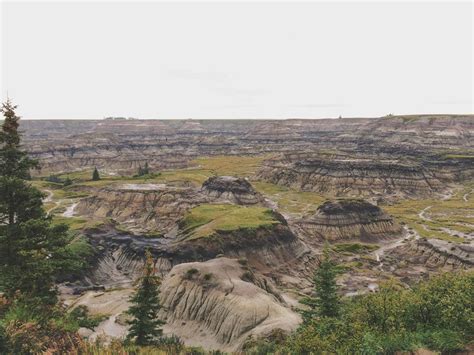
xmin=184 ymin=268 xmax=200 ymax=280
xmin=333 ymin=243 xmax=379 ymax=254
xmin=180 ymin=204 xmax=281 ymax=240
xmin=253 ymin=181 xmax=326 ymax=215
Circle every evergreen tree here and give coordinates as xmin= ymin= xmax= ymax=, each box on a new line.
xmin=63 ymin=176 xmax=72 ymax=186
xmin=127 ymin=250 xmax=164 ymax=345
xmin=137 ymin=162 xmax=149 ymax=177
xmin=0 ymin=99 xmax=76 ymax=306
xmin=92 ymin=166 xmax=100 ymax=181
xmin=302 ymin=242 xmax=340 ymax=321
xmin=143 ymin=162 xmax=149 ymax=175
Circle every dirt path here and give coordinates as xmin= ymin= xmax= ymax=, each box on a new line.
xmin=373 ymin=227 xmax=412 ymax=265
xmin=62 ymin=201 xmax=79 ymax=217
xmin=418 ymin=206 xmax=432 ymax=222
xmin=463 ymin=189 xmax=473 ymax=202
xmin=43 ymin=189 xmax=61 ymax=215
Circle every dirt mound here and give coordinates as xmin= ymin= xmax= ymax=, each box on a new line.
xmin=201 ymin=176 xmax=265 ymax=205
xmin=160 ymin=257 xmax=301 ymax=352
xmin=298 ymin=199 xmax=402 ymax=242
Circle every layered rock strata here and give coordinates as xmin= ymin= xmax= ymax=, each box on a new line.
xmin=389 ymin=238 xmax=474 ymax=269
xmin=257 ymin=157 xmax=445 ymax=198
xmin=21 ymin=115 xmax=474 ymax=175
xmin=201 ymin=176 xmax=265 ymax=205
xmin=75 ymin=184 xmax=208 ymax=234
xmin=298 ymin=199 xmax=402 ymax=242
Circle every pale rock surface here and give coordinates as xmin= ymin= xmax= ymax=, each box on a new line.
xmin=160 ymin=257 xmax=301 ymax=352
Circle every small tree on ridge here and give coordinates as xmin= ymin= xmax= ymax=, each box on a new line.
xmin=126 ymin=249 xmax=164 ymax=345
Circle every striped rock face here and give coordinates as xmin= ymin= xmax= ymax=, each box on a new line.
xmin=201 ymin=176 xmax=266 ymax=206
xmin=257 ymin=157 xmax=447 ymax=199
xmin=297 ymin=199 xmax=402 ymax=242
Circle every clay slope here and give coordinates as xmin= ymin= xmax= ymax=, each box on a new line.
xmin=160 ymin=257 xmax=300 ymax=352
xmin=389 ymin=238 xmax=474 ymax=269
xmin=257 ymin=157 xmax=444 ymax=198
xmin=201 ymin=176 xmax=265 ymax=205
xmin=297 ymin=199 xmax=402 ymax=242
xmin=76 ymin=184 xmax=208 ymax=234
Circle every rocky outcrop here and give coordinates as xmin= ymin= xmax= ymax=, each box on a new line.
xmin=160 ymin=257 xmax=301 ymax=352
xmin=257 ymin=157 xmax=445 ymax=198
xmin=20 ymin=115 xmax=474 ymax=175
xmin=297 ymin=199 xmax=402 ymax=242
xmin=201 ymin=176 xmax=265 ymax=205
xmin=172 ymin=221 xmax=308 ymax=269
xmin=389 ymin=238 xmax=474 ymax=269
xmin=75 ymin=183 xmax=208 ymax=234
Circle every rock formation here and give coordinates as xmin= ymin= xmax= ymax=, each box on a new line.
xmin=172 ymin=219 xmax=308 ymax=269
xmin=297 ymin=199 xmax=402 ymax=242
xmin=389 ymin=238 xmax=474 ymax=269
xmin=201 ymin=176 xmax=265 ymax=205
xmin=257 ymin=157 xmax=446 ymax=198
xmin=20 ymin=115 xmax=474 ymax=175
xmin=75 ymin=183 xmax=208 ymax=234
xmin=160 ymin=257 xmax=300 ymax=352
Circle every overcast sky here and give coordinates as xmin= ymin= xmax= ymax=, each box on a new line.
xmin=1 ymin=1 xmax=473 ymax=119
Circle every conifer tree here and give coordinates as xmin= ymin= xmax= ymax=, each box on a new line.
xmin=63 ymin=176 xmax=72 ymax=186
xmin=127 ymin=250 xmax=164 ymax=345
xmin=0 ymin=99 xmax=76 ymax=306
xmin=92 ymin=166 xmax=100 ymax=181
xmin=137 ymin=162 xmax=149 ymax=177
xmin=302 ymin=242 xmax=340 ymax=321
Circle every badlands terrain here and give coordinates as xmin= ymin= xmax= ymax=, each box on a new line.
xmin=23 ymin=115 xmax=474 ymax=351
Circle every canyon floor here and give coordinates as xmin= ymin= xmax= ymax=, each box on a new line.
xmin=25 ymin=115 xmax=474 ymax=352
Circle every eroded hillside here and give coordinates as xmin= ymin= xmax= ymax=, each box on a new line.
xmin=24 ymin=116 xmax=474 ymax=351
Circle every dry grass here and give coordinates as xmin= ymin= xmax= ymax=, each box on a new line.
xmin=180 ymin=204 xmax=280 ymax=240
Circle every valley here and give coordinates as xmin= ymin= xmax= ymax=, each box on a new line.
xmin=23 ymin=116 xmax=474 ymax=352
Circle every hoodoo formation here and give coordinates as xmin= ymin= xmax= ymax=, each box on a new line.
xmin=201 ymin=176 xmax=265 ymax=205
xmin=298 ymin=199 xmax=402 ymax=242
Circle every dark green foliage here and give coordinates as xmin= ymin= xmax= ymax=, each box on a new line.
xmin=0 ymin=100 xmax=81 ymax=306
xmin=0 ymin=100 xmax=87 ymax=353
xmin=137 ymin=162 xmax=150 ymax=177
xmin=301 ymin=243 xmax=340 ymax=321
xmin=45 ymin=174 xmax=62 ymax=184
xmin=127 ymin=250 xmax=165 ymax=345
xmin=92 ymin=166 xmax=100 ymax=181
xmin=63 ymin=176 xmax=73 ymax=186
xmin=0 ymin=100 xmax=38 ymax=180
xmin=184 ymin=268 xmax=200 ymax=280
xmin=286 ymin=272 xmax=473 ymax=354
xmin=68 ymin=305 xmax=106 ymax=330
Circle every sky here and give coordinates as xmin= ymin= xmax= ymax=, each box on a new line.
xmin=1 ymin=1 xmax=473 ymax=119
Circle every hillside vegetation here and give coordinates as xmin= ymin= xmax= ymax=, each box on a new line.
xmin=179 ymin=204 xmax=281 ymax=240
